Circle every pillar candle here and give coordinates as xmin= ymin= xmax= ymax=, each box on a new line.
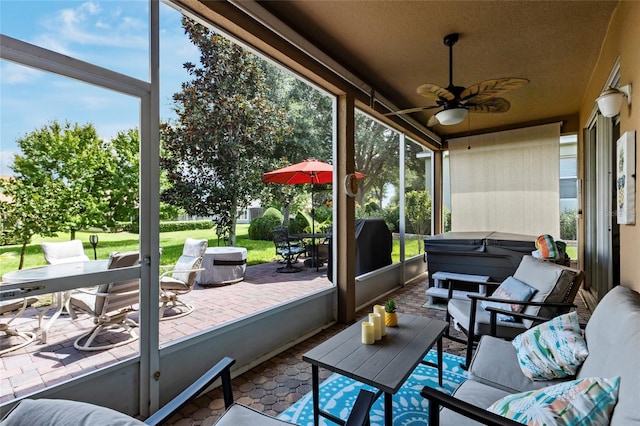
xmin=361 ymin=321 xmax=375 ymax=344
xmin=369 ymin=313 xmax=382 ymax=340
xmin=373 ymin=305 xmax=386 ymax=336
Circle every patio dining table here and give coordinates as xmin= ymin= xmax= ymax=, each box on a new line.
xmin=2 ymin=260 xmax=109 ymax=343
xmin=290 ymin=232 xmax=331 ymax=269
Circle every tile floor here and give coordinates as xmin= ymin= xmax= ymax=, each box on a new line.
xmin=164 ymin=275 xmax=592 ymax=425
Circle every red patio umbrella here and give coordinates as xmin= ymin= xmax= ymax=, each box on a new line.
xmin=262 ymin=159 xmax=365 ymax=269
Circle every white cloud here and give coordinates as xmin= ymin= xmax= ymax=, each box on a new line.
xmin=0 ymin=63 xmax=42 ymax=84
xmin=39 ymin=1 xmax=148 ymax=52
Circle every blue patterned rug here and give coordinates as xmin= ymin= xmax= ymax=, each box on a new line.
xmin=278 ymin=350 xmax=467 ymax=426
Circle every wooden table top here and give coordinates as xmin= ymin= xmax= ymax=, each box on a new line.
xmin=303 ymin=313 xmax=447 ymax=394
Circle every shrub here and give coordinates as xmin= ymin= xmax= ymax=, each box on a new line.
xmin=248 ymin=215 xmax=281 ymax=240
xmin=560 ymin=209 xmax=578 ymax=240
xmin=289 ymin=213 xmax=309 ymax=234
xmin=122 ymin=220 xmax=213 ymax=234
xmin=263 ymin=207 xmax=283 ymax=222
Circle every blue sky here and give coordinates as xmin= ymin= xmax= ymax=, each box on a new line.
xmin=0 ymin=0 xmax=200 ymax=176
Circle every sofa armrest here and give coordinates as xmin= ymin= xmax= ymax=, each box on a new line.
xmin=420 ymin=386 xmax=521 ymax=426
xmin=144 ymin=357 xmax=236 ymax=425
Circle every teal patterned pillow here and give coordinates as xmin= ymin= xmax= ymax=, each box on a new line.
xmin=488 ymin=376 xmax=620 ymax=426
xmin=512 ymin=311 xmax=588 ymax=380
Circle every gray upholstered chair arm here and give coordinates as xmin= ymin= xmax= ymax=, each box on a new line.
xmin=420 ymin=386 xmax=521 ymax=426
xmin=467 ymin=294 xmax=577 ymax=309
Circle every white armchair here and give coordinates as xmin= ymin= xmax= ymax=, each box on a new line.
xmin=159 ymin=238 xmax=208 ymax=320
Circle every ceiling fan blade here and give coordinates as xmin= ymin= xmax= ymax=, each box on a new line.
xmin=427 ymin=114 xmax=440 ymax=127
xmin=417 ymin=83 xmax=455 ymax=101
xmin=384 ymin=104 xmax=440 ymax=116
xmin=460 ymin=78 xmax=529 ymax=102
xmin=466 ymin=97 xmax=511 ymax=113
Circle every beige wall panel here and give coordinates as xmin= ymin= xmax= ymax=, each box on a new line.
xmin=579 ymin=2 xmax=640 ymax=293
xmin=449 ymin=123 xmax=560 ymax=236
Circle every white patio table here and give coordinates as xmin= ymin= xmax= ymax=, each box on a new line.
xmin=2 ymin=260 xmax=109 ymax=343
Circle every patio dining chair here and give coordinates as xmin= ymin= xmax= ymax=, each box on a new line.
xmin=445 ymin=255 xmax=584 ymax=368
xmin=159 ymin=238 xmax=208 ymax=320
xmin=39 ymin=239 xmax=92 ymax=339
xmin=69 ymin=251 xmax=141 ymax=351
xmin=272 ymin=227 xmax=306 ymax=273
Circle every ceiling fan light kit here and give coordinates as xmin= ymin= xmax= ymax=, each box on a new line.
xmin=435 ymin=107 xmax=468 ymax=125
xmin=596 ymin=84 xmax=632 ymax=118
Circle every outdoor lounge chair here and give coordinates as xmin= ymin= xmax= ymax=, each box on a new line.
xmin=445 ymin=255 xmax=584 ymax=368
xmin=0 ymin=357 xmax=376 ymax=426
xmin=272 ymin=227 xmax=306 ymax=273
xmin=159 ymin=238 xmax=208 ymax=320
xmin=69 ymin=251 xmax=140 ymax=351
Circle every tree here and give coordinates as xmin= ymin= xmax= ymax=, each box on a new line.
xmin=260 ymin=68 xmax=333 ymax=223
xmin=0 ymin=177 xmax=59 ymax=269
xmin=354 ymin=113 xmax=400 ymax=207
xmin=405 ymin=190 xmax=432 ymax=252
xmin=109 ymin=129 xmax=140 ymax=223
xmin=10 ymin=121 xmax=138 ymax=239
xmin=161 ymin=18 xmax=291 ymax=245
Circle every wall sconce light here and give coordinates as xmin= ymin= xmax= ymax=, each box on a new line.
xmin=435 ymin=107 xmax=468 ymax=125
xmin=596 ymin=84 xmax=632 ymax=117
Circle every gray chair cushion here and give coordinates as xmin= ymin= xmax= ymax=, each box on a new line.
xmin=578 ymin=286 xmax=640 ymax=426
xmin=468 ymin=335 xmax=571 ymax=394
xmin=439 ymin=380 xmax=511 ymax=426
xmin=448 ymin=298 xmax=527 ymax=339
xmin=512 ymin=256 xmax=578 ymax=327
xmin=212 ymin=403 xmax=298 ymax=426
xmin=0 ymin=399 xmax=145 ymax=426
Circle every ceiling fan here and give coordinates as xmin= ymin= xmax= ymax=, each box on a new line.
xmin=386 ymin=33 xmax=528 ymax=126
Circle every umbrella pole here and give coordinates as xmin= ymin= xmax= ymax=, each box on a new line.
xmin=311 ymin=180 xmax=318 ymax=271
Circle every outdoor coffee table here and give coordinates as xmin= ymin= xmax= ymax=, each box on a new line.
xmin=303 ymin=313 xmax=448 ymax=426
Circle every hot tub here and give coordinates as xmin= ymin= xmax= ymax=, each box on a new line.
xmin=424 ymin=231 xmax=537 ymax=285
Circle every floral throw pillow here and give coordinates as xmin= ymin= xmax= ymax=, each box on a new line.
xmin=488 ymin=376 xmax=620 ymax=426
xmin=512 ymin=311 xmax=588 ymax=380
xmin=480 ymin=276 xmax=537 ymax=321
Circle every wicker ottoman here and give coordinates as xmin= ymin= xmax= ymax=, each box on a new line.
xmin=196 ymin=247 xmax=247 ymax=286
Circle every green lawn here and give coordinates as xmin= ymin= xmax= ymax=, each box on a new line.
xmin=0 ymin=226 xmax=576 ymax=278
xmin=0 ymin=224 xmax=278 ymax=278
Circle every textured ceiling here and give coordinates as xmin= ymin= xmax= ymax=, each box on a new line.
xmin=257 ymin=1 xmax=618 ymax=139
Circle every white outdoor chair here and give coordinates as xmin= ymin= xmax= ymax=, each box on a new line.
xmin=38 ymin=240 xmax=92 ymax=340
xmin=159 ymin=238 xmax=208 ymax=320
xmin=69 ymin=251 xmax=140 ymax=351
xmin=40 ymin=240 xmax=90 ymax=264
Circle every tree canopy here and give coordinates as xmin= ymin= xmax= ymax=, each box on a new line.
xmin=161 ymin=17 xmax=291 ymax=245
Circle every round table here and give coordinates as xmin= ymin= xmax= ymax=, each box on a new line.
xmin=3 ymin=260 xmax=109 ymax=283
xmin=2 ymin=260 xmax=109 ymax=343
